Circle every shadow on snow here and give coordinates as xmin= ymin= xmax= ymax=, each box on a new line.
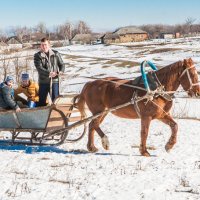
xmin=0 ymin=140 xmax=156 ymax=157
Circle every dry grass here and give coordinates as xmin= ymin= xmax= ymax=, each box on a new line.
xmin=104 ymin=59 xmax=140 ymax=68
xmin=153 ymin=58 xmax=163 ymax=61
xmin=125 ymin=43 xmax=167 ymax=48
xmin=116 ymin=61 xmax=139 ymax=68
xmin=49 ymin=179 xmax=71 ymax=184
xmin=149 ymin=48 xmax=182 ymax=54
xmin=63 ymin=53 xmax=140 ymax=68
xmin=124 ymin=41 xmax=185 ymax=48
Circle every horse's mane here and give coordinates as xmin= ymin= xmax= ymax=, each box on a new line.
xmin=155 ymin=60 xmax=183 ymax=87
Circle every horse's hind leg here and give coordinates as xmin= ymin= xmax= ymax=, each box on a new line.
xmin=87 ymin=114 xmax=108 ymax=152
xmin=140 ymin=116 xmax=152 ymax=157
xmin=159 ymin=115 xmax=178 ymax=152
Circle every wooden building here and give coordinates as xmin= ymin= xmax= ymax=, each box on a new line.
xmin=103 ymin=26 xmax=148 ymax=44
xmin=160 ymin=33 xmax=174 ymax=39
xmin=6 ymin=36 xmax=22 ymax=49
xmin=71 ymin=33 xmax=102 ymax=45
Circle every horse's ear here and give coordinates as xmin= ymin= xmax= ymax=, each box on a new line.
xmin=183 ymin=59 xmax=188 ymax=66
xmin=188 ymin=58 xmax=194 ymax=64
xmin=183 ymin=58 xmax=193 ymax=67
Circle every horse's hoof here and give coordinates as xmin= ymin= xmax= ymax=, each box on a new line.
xmin=139 ymin=146 xmax=150 ymax=157
xmin=101 ymin=135 xmax=109 ymax=150
xmin=141 ymin=151 xmax=151 ymax=157
xmin=87 ymin=145 xmax=98 ymax=152
xmin=165 ymin=143 xmax=172 ymax=152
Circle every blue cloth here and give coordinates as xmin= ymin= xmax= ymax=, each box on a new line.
xmin=10 ymin=88 xmax=14 ymax=97
xmin=38 ymin=82 xmax=59 ymax=106
xmin=28 ymin=101 xmax=36 ymax=108
xmin=52 ymin=82 xmax=59 ymax=101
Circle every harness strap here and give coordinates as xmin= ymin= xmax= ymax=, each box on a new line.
xmin=180 ymin=65 xmax=199 ymax=89
xmin=131 ymin=91 xmax=141 ymax=118
xmin=180 ymin=65 xmax=194 ymax=78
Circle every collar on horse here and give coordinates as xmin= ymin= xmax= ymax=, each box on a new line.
xmin=140 ymin=60 xmax=158 ymax=93
xmin=140 ymin=60 xmax=172 ymax=101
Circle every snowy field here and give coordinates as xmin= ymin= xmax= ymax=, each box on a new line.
xmin=1 ymin=38 xmax=200 ymax=199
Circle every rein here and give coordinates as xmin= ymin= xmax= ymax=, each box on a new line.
xmin=180 ymin=65 xmax=199 ymax=90
xmin=61 ymin=62 xmax=199 ymax=100
xmin=60 ymin=74 xmax=147 ymax=91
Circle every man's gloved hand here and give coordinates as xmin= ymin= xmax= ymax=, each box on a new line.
xmin=49 ymin=72 xmax=57 ymax=78
xmin=16 ymin=107 xmax=21 ymax=112
xmin=59 ymin=71 xmax=64 ymax=76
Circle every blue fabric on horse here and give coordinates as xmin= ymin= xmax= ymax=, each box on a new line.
xmin=140 ymin=61 xmax=158 ymax=92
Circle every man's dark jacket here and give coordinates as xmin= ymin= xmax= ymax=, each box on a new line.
xmin=34 ymin=49 xmax=65 ymax=84
xmin=0 ymin=83 xmax=19 ymax=110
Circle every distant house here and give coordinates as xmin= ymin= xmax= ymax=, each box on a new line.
xmin=6 ymin=36 xmax=22 ymax=49
xmin=71 ymin=34 xmax=91 ymax=44
xmin=71 ymin=33 xmax=102 ymax=45
xmin=102 ymin=33 xmax=120 ymax=44
xmin=102 ymin=26 xmax=148 ymax=44
xmin=175 ymin=32 xmax=181 ymax=38
xmin=160 ymin=33 xmax=174 ymax=39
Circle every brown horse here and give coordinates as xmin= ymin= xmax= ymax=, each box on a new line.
xmin=75 ymin=58 xmax=200 ymax=156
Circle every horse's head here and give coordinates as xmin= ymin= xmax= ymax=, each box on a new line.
xmin=180 ymin=58 xmax=200 ymax=97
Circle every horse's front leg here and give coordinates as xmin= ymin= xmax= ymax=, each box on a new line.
xmin=159 ymin=115 xmax=178 ymax=152
xmin=87 ymin=114 xmax=108 ymax=152
xmin=95 ymin=114 xmax=109 ymax=150
xmin=140 ymin=116 xmax=152 ymax=157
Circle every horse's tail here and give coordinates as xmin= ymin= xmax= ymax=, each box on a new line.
xmin=73 ymin=88 xmax=87 ymax=120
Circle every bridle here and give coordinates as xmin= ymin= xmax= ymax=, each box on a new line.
xmin=180 ymin=65 xmax=199 ymax=90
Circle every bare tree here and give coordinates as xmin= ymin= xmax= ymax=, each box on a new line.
xmin=58 ymin=21 xmax=73 ymax=41
xmin=185 ymin=17 xmax=196 ymax=33
xmin=0 ymin=29 xmax=6 ymax=41
xmin=185 ymin=17 xmax=196 ymax=26
xmin=0 ymin=56 xmax=11 ymax=80
xmin=76 ymin=20 xmax=91 ymax=34
xmin=35 ymin=22 xmax=47 ymax=34
xmin=140 ymin=24 xmax=165 ymax=38
xmin=192 ymin=24 xmax=200 ymax=33
xmin=174 ymin=24 xmax=184 ymax=34
xmin=12 ymin=26 xmax=31 ymax=43
xmin=13 ymin=56 xmax=21 ymax=84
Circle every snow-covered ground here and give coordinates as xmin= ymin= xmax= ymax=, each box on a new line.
xmin=1 ymin=38 xmax=200 ymax=200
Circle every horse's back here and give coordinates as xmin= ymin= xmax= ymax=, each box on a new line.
xmin=81 ymin=79 xmax=111 ymax=113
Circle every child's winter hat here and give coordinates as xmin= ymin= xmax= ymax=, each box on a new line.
xmin=5 ymin=76 xmax=14 ymax=83
xmin=21 ymin=73 xmax=29 ymax=81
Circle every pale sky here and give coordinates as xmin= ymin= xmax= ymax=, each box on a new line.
xmin=1 ymin=0 xmax=200 ymax=32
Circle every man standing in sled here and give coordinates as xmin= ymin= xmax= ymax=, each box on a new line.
xmin=34 ymin=38 xmax=65 ymax=106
